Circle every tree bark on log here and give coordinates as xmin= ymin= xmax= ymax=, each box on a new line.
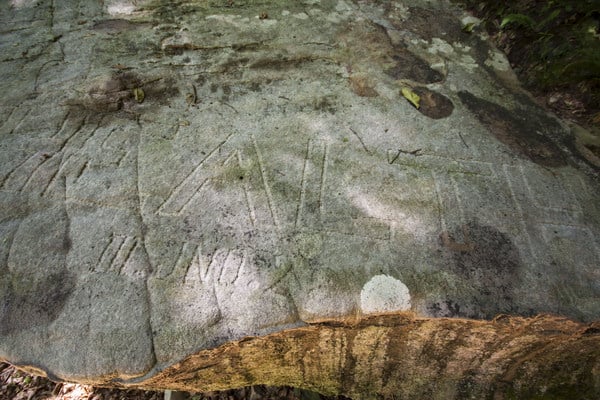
xmin=139 ymin=313 xmax=600 ymax=399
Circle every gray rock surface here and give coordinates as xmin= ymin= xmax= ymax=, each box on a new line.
xmin=1 ymin=0 xmax=599 ymax=384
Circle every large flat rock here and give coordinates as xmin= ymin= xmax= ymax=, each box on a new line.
xmin=1 ymin=0 xmax=599 ymax=388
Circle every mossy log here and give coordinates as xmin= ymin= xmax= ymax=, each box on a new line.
xmin=138 ymin=313 xmax=600 ymax=399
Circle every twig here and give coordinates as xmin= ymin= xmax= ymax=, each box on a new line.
xmin=389 ymin=148 xmax=422 ymax=164
xmin=349 ymin=127 xmax=370 ymax=154
xmin=139 ymin=77 xmax=163 ymax=86
xmin=190 ymin=84 xmax=197 ymax=104
xmin=219 ymin=100 xmax=238 ymax=113
xmin=458 ymin=131 xmax=469 ymax=148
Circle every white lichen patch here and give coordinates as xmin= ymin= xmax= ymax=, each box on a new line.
xmin=428 ymin=38 xmax=455 ymax=57
xmin=459 ymin=54 xmax=478 ymax=72
xmin=205 ymin=14 xmax=251 ymax=26
xmin=335 ymin=0 xmax=354 ymax=12
xmin=461 ymin=15 xmax=481 ymax=28
xmin=426 ymin=38 xmax=478 ymax=72
xmin=360 ymin=275 xmax=411 ymax=314
xmin=293 ymin=12 xmax=309 ymax=20
xmin=107 ymin=2 xmax=136 ymax=16
xmin=485 ymin=50 xmax=511 ymax=72
xmin=11 ymin=0 xmax=43 ymax=9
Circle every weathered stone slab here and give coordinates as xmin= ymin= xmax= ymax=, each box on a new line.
xmin=1 ymin=0 xmax=599 ymax=394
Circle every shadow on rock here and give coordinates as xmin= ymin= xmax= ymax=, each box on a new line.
xmin=0 ymin=269 xmax=76 ymax=335
xmin=435 ymin=221 xmax=523 ymax=319
xmin=458 ymin=91 xmax=567 ymax=167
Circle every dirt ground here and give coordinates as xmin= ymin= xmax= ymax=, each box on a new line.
xmin=1 ymin=363 xmax=349 ymax=400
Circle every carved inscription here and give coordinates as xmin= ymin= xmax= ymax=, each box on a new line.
xmin=185 ymin=248 xmax=247 ymax=286
xmin=251 ymin=135 xmax=280 ymax=229
xmin=0 ymin=105 xmax=32 ymax=135
xmin=0 ymin=114 xmax=125 ymax=200
xmin=153 ymin=136 xmax=395 ymax=240
xmin=157 ymin=133 xmax=279 ymax=228
xmin=157 ymin=133 xmax=232 ymax=216
xmin=1 ymin=152 xmax=52 ymax=192
xmin=94 ymin=234 xmax=138 ymax=274
xmin=518 ymin=164 xmax=582 ymax=212
xmin=440 ymin=225 xmax=475 ymax=252
xmin=296 ymin=139 xmax=328 ymax=228
xmin=434 ymin=162 xmax=538 ymax=260
xmin=540 ymin=224 xmax=600 ymax=267
xmin=502 ymin=164 xmax=537 ymax=260
xmin=156 ymin=241 xmax=247 ymax=287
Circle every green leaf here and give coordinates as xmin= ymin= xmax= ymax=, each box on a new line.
xmin=462 ymin=22 xmax=476 ymax=33
xmin=401 ymin=87 xmax=420 ymax=109
xmin=500 ymin=13 xmax=535 ymax=29
xmin=537 ymin=9 xmax=561 ymax=30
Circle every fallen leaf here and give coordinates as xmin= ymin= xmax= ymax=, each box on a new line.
xmin=401 ymin=87 xmax=420 ymax=109
xmin=462 ymin=22 xmax=475 ymax=33
xmin=132 ymin=87 xmax=145 ymax=103
xmin=500 ymin=13 xmax=534 ymax=29
xmin=186 ymin=92 xmax=196 ymax=105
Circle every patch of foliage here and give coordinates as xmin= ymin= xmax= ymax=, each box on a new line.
xmin=456 ymin=0 xmax=600 ymax=124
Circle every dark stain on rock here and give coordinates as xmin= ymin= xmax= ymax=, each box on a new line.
xmin=63 ymin=71 xmax=142 ymax=114
xmin=0 ymin=269 xmax=76 ymax=335
xmin=348 ymin=75 xmax=378 ymax=97
xmin=147 ymin=76 xmax=180 ymax=106
xmin=247 ymin=81 xmax=262 ymax=92
xmin=163 ymin=44 xmax=189 ymax=56
xmin=427 ymin=300 xmax=462 ymax=318
xmin=232 ymin=42 xmax=261 ymax=52
xmin=150 ymin=1 xmax=199 ymax=24
xmin=219 ymin=57 xmax=250 ymax=73
xmin=222 ymin=84 xmax=231 ymax=101
xmin=385 ymin=47 xmax=444 ymax=84
xmin=249 ymin=55 xmax=317 ymax=70
xmin=435 ymin=221 xmax=523 ymax=319
xmin=90 ymin=71 xmax=141 ymax=111
xmin=458 ymin=91 xmax=567 ymax=167
xmin=0 ymin=207 xmax=76 ymax=336
xmin=312 ymin=96 xmax=337 ymax=114
xmin=470 ymin=36 xmax=499 ymax=70
xmin=390 ymin=6 xmax=466 ymax=43
xmin=412 ymin=87 xmax=454 ymax=119
xmin=66 ymin=72 xmax=179 ymax=116
xmin=583 ymin=143 xmax=600 ymax=159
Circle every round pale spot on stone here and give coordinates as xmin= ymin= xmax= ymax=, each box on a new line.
xmin=360 ymin=275 xmax=411 ymax=314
